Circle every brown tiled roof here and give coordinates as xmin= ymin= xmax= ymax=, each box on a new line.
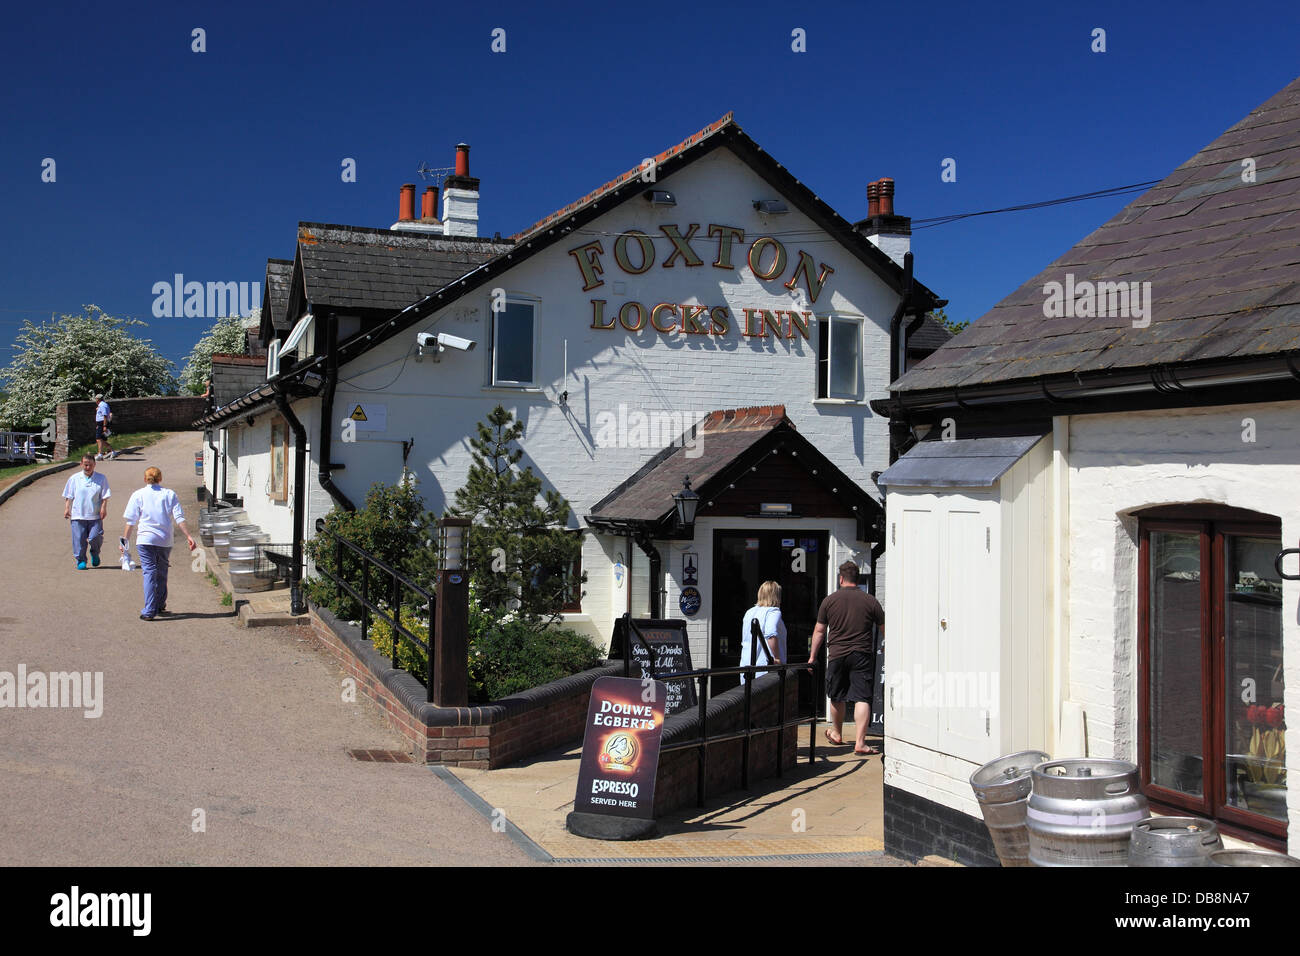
xmin=589 ymin=406 xmax=788 ymax=524
xmin=894 ymin=75 xmax=1300 ymax=394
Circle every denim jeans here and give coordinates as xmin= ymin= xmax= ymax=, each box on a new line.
xmin=136 ymin=544 xmax=171 ymax=617
xmin=70 ymin=518 xmax=103 ymax=562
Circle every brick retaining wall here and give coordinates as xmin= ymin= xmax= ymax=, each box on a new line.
xmin=55 ymin=396 xmax=208 ymax=459
xmin=309 ymin=606 xmax=621 ymax=768
xmin=310 ymin=605 xmax=803 ymax=817
xmin=655 ymin=676 xmax=799 ymax=816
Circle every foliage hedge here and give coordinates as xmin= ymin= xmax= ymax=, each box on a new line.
xmin=368 ymin=602 xmax=602 ymax=703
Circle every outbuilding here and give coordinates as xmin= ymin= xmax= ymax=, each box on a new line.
xmin=873 ymin=77 xmax=1300 ymax=860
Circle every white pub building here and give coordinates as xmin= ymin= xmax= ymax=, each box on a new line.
xmin=198 ymin=115 xmax=948 ymax=714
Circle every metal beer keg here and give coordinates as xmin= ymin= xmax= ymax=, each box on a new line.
xmin=1209 ymin=848 xmax=1300 ymax=867
xmin=1027 ymin=759 xmax=1148 ymax=866
xmin=1128 ymin=816 xmax=1222 ymax=866
xmin=970 ymin=750 xmax=1051 ymax=867
xmin=229 ymin=535 xmax=273 ymax=592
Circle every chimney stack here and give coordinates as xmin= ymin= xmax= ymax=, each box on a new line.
xmin=442 ymin=142 xmax=481 ymax=238
xmin=878 ymin=178 xmax=895 ymax=216
xmin=857 ymin=176 xmax=911 ymax=268
xmin=398 ymin=183 xmax=416 ymax=222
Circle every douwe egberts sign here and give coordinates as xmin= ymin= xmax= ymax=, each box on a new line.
xmin=572 ymin=676 xmax=669 ymax=819
xmin=569 ymin=225 xmax=836 ymax=340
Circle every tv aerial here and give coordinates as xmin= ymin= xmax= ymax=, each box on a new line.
xmin=416 ymin=162 xmax=455 ymax=182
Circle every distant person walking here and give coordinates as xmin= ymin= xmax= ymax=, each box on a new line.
xmin=808 ymin=561 xmax=885 ymax=755
xmin=93 ymin=394 xmax=117 ymax=460
xmin=739 ymin=580 xmax=786 ymax=683
xmin=62 ymin=453 xmax=111 ymax=570
xmin=120 ymin=467 xmax=196 ymax=620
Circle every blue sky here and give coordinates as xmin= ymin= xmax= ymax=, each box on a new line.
xmin=2 ymin=0 xmax=1298 ymax=370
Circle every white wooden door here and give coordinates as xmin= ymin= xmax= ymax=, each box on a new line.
xmin=938 ymin=498 xmax=1000 ymax=763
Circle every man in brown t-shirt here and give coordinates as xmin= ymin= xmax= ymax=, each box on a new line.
xmin=808 ymin=560 xmax=884 ymax=755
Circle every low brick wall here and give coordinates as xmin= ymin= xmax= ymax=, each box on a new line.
xmin=884 ymin=783 xmax=999 ymax=866
xmin=55 ymin=396 xmax=208 ymax=459
xmin=309 ymin=606 xmax=621 ymax=768
xmin=654 ymin=675 xmax=800 ymax=816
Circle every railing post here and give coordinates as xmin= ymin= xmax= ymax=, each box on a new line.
xmin=742 ymin=632 xmax=756 ymax=790
xmin=810 ymin=658 xmax=821 ymax=766
xmin=776 ymin=663 xmax=787 ymax=779
xmin=425 ymin=594 xmax=435 ymax=703
xmin=334 ymin=531 xmax=343 ymax=610
xmin=390 ymin=571 xmax=401 ymax=670
xmin=360 ymin=555 xmax=370 ymax=643
xmin=696 ymin=673 xmax=709 ymax=808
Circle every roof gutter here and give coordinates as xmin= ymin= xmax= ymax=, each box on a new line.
xmin=884 ymin=353 xmax=1300 ymax=417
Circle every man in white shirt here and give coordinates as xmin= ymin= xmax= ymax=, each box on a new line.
xmin=738 ymin=580 xmax=787 ymax=683
xmin=121 ymin=466 xmax=196 ymax=620
xmin=93 ymin=394 xmax=117 ymax=460
xmin=62 ymin=453 xmax=111 ymax=569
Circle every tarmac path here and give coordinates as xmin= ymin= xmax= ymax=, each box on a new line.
xmin=0 ymin=431 xmax=531 ymax=866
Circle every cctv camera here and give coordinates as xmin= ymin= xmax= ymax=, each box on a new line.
xmin=435 ymin=332 xmax=476 ymax=352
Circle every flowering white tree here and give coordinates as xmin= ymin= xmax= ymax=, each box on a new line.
xmin=179 ymin=312 xmax=252 ymax=394
xmin=0 ymin=306 xmax=176 ymax=429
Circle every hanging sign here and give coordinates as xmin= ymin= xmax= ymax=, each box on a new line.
xmin=679 ymin=586 xmax=702 ymax=617
xmin=572 ymin=676 xmax=667 ymax=820
xmin=681 ymin=552 xmax=698 ymax=586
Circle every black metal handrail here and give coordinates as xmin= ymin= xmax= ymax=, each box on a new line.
xmin=313 ymin=525 xmax=436 ymax=702
xmin=622 ymin=613 xmax=825 ymax=807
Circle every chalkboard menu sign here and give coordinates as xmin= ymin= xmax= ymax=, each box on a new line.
xmin=609 ymin=617 xmax=697 ymax=716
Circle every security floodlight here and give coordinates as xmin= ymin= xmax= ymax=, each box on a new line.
xmin=753 ymin=199 xmax=789 ymax=214
xmin=643 ymin=189 xmax=676 ymax=206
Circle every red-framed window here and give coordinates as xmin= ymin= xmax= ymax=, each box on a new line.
xmin=1138 ymin=505 xmax=1287 ymax=849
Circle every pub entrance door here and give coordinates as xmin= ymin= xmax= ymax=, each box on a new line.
xmin=711 ymin=529 xmax=829 ymax=714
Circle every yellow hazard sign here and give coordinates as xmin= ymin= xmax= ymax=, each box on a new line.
xmin=350 ymin=405 xmax=368 ymax=421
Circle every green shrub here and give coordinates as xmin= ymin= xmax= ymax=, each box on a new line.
xmin=305 ymin=477 xmax=437 ymax=620
xmin=368 ymin=601 xmax=602 ymax=703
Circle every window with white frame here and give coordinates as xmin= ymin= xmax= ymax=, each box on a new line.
xmin=817 ymin=314 xmax=862 ymax=400
xmin=491 ymin=296 xmax=538 ymax=386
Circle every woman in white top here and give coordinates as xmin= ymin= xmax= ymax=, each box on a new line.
xmin=120 ymin=466 xmax=196 ymax=620
xmin=738 ymin=580 xmax=787 ymax=683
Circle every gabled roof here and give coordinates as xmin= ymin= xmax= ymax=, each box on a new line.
xmin=905 ymin=314 xmax=954 ymax=353
xmin=892 ymin=75 xmax=1300 ymax=402
xmin=259 ymin=258 xmax=295 ymax=342
xmin=280 ymin=114 xmax=942 ymax=381
xmin=587 ymin=405 xmax=882 ymax=540
xmin=283 ymin=223 xmax=513 ymax=321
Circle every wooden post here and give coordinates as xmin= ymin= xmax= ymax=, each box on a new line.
xmin=433 ymin=517 xmax=471 ymax=707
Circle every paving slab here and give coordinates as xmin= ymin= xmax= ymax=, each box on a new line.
xmin=448 ymin=722 xmax=907 ymax=865
xmin=0 ymin=431 xmax=531 ymax=866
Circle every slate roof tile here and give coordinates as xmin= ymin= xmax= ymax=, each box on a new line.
xmin=894 ymin=75 xmax=1300 ymax=394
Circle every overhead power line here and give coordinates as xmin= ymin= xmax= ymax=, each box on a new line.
xmin=910 ymin=180 xmax=1163 ymax=230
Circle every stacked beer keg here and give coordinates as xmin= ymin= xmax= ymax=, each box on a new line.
xmin=970 ymin=752 xmax=1288 ymax=866
xmin=227 ymin=526 xmax=272 ymax=592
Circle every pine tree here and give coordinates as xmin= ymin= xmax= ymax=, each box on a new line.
xmin=452 ymin=405 xmax=584 ymax=626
